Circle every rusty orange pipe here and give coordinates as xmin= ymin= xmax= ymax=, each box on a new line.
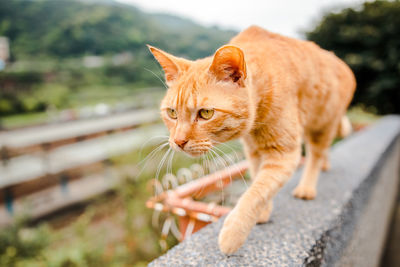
xmin=166 ymin=194 xmax=231 ymax=218
xmin=174 ymin=160 xmax=248 ymax=199
xmin=146 ymin=160 xmax=248 ymax=240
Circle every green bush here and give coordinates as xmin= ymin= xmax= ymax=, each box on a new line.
xmin=0 ymin=98 xmax=14 ymax=114
xmin=307 ymin=0 xmax=400 ymax=114
xmin=0 ymin=219 xmax=50 ymax=266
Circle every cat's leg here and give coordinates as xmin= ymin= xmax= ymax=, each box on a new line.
xmin=292 ymin=126 xmax=337 ymax=200
xmin=218 ymin=144 xmax=301 ymax=254
xmin=292 ymin=142 xmax=327 ymax=199
xmin=243 ymin=143 xmax=273 ymax=224
xmin=242 ymin=141 xmax=261 ymax=178
xmin=322 ymin=153 xmax=330 ymax=171
xmin=256 ymin=200 xmax=273 ymax=223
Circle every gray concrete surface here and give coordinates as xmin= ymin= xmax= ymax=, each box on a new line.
xmin=149 ymin=116 xmax=400 ymax=266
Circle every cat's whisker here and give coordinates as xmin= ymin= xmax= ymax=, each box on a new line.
xmin=209 ymin=148 xmax=230 ymax=206
xmin=200 ymin=154 xmax=206 ymax=173
xmin=215 ymin=142 xmax=242 ymax=162
xmin=204 ymin=153 xmax=211 ymax=175
xmin=210 ymin=140 xmax=248 ymax=188
xmin=136 ymin=142 xmax=169 ymax=179
xmin=200 ymin=154 xmax=207 ymax=176
xmin=204 ymin=149 xmax=220 ymax=202
xmin=212 ymin=145 xmax=248 ymax=189
xmin=138 ymin=135 xmax=169 ymax=157
xmin=144 ymin=67 xmax=168 ymax=89
xmin=138 ymin=142 xmax=169 ymax=167
xmin=197 ymin=151 xmax=215 ymax=197
xmin=212 ymin=146 xmax=239 ymax=205
xmin=206 ymin=151 xmax=215 ymax=181
xmin=210 ymin=146 xmax=249 ymax=206
xmin=160 ymin=148 xmax=175 ymax=190
xmin=203 ymin=154 xmax=208 ymax=175
xmin=214 ymin=150 xmax=230 ymax=206
xmin=210 ymin=148 xmax=228 ymax=169
xmin=155 ymin=147 xmax=172 ymax=187
xmin=167 ymin=150 xmax=175 ymax=182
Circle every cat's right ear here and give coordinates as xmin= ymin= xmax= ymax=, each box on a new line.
xmin=209 ymin=45 xmax=247 ymax=86
xmin=147 ymin=45 xmax=188 ymax=84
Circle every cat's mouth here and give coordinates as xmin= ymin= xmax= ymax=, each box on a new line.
xmin=187 ymin=148 xmax=211 ymax=157
xmin=169 ymin=141 xmax=212 ymax=157
xmin=179 ymin=147 xmax=211 ymax=158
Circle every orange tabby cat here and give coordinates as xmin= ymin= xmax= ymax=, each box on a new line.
xmin=148 ymin=25 xmax=355 ymax=255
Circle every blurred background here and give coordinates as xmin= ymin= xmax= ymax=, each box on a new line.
xmin=0 ymin=0 xmax=398 ymax=266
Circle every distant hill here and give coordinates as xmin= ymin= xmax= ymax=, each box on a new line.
xmin=0 ymin=0 xmax=237 ymax=117
xmin=0 ymin=0 xmax=237 ymax=60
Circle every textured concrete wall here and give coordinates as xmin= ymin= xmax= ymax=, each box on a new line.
xmin=332 ymin=139 xmax=399 ymax=267
xmin=150 ymin=116 xmax=400 ymax=267
xmin=381 ymin=196 xmax=400 ymax=266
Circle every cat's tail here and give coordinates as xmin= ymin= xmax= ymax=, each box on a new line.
xmin=337 ymin=115 xmax=352 ymax=138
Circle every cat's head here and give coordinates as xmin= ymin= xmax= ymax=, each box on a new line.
xmin=148 ymin=45 xmax=253 ymax=157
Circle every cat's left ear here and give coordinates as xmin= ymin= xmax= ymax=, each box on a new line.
xmin=209 ymin=45 xmax=247 ymax=86
xmin=147 ymin=45 xmax=189 ymax=84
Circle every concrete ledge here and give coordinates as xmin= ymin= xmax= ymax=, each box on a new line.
xmin=150 ymin=116 xmax=400 ymax=266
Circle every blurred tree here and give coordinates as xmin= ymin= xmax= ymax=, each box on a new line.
xmin=306 ymin=0 xmax=400 ymax=114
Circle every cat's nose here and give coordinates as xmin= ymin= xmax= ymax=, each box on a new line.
xmin=174 ymin=139 xmax=188 ymax=149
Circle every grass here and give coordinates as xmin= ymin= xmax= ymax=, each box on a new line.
xmin=347 ymin=105 xmax=380 ymax=125
xmin=66 ymin=86 xmax=164 ymax=109
xmin=0 ymin=112 xmax=49 ymax=129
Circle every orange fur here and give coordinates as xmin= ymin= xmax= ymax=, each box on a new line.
xmin=148 ymin=25 xmax=356 ymax=254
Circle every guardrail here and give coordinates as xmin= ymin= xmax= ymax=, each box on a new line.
xmin=149 ymin=116 xmax=400 ymax=266
xmin=0 ymin=109 xmax=159 ymax=160
xmin=0 ymin=109 xmax=166 ymax=225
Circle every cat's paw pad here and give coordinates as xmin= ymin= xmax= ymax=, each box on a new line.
xmin=218 ymin=211 xmax=247 ymax=255
xmin=292 ymin=186 xmax=316 ymax=200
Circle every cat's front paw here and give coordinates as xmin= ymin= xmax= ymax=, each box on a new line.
xmin=218 ymin=209 xmax=248 ymax=255
xmin=256 ymin=201 xmax=273 ymax=224
xmin=322 ymin=158 xmax=331 ymax=171
xmin=292 ymin=185 xmax=316 ymax=200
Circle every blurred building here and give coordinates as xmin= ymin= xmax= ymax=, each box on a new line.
xmin=83 ymin=55 xmax=104 ymax=68
xmin=112 ymin=52 xmax=133 ymax=66
xmin=0 ymin=37 xmax=9 ymax=71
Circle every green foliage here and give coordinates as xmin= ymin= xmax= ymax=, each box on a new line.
xmin=306 ymin=0 xmax=400 ymax=114
xmin=0 ymin=76 xmax=69 ymax=116
xmin=347 ymin=105 xmax=380 ymax=125
xmin=0 ymin=111 xmax=49 ymax=129
xmin=0 ymin=219 xmax=50 ymax=266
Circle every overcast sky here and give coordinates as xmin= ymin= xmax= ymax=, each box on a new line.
xmin=116 ymin=0 xmax=366 ymax=38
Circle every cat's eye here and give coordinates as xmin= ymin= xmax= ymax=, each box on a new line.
xmin=198 ymin=109 xmax=214 ymax=120
xmin=167 ymin=108 xmax=177 ymax=119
